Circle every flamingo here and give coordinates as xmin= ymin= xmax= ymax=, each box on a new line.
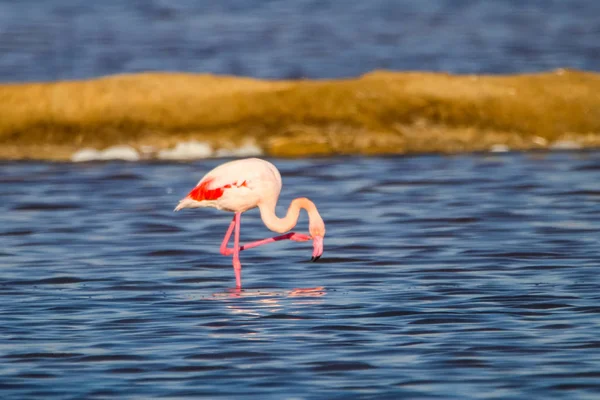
xmin=174 ymin=157 xmax=325 ymax=288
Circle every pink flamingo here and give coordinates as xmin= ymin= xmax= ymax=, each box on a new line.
xmin=174 ymin=158 xmax=325 ymax=288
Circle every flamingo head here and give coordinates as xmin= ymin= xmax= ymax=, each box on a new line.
xmin=309 ymin=218 xmax=325 ymax=262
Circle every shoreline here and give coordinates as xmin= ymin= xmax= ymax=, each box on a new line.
xmin=1 ymin=69 xmax=599 ymax=161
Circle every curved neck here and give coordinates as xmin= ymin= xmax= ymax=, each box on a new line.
xmin=258 ymin=197 xmax=323 ymax=234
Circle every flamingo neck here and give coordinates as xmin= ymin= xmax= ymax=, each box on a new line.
xmin=258 ymin=197 xmax=325 ymax=235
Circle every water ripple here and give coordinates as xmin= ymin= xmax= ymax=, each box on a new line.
xmin=1 ymin=152 xmax=600 ymax=399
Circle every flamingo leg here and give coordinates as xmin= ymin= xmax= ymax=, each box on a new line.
xmin=219 ymin=215 xmax=315 ymax=288
xmin=239 ymin=232 xmax=311 ymax=251
xmin=236 ymin=233 xmax=321 ymax=262
xmin=219 ymin=215 xmax=236 ymax=256
xmin=232 ymin=212 xmax=242 ymax=288
xmin=221 ymin=227 xmax=311 ymax=256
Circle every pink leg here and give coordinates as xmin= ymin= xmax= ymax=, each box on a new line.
xmin=241 ymin=233 xmax=321 ymax=263
xmin=239 ymin=232 xmax=311 ymax=251
xmin=232 ymin=212 xmax=242 ymax=288
xmin=221 ymin=230 xmax=310 ymax=256
xmin=217 ymin=214 xmax=315 ymax=288
xmin=219 ymin=216 xmax=236 ymax=256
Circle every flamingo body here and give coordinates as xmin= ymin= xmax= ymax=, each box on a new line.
xmin=175 ymin=158 xmax=281 ymax=213
xmin=174 ymin=158 xmax=325 ymax=288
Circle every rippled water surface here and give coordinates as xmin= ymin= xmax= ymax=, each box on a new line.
xmin=2 ymin=153 xmax=600 ymax=399
xmin=1 ymin=0 xmax=599 ymax=81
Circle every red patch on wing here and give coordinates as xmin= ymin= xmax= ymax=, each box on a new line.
xmin=187 ymin=179 xmax=248 ymax=201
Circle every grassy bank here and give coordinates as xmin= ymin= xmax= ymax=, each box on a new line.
xmin=1 ymin=69 xmax=599 ymax=160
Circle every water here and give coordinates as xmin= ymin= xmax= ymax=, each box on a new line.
xmin=1 ymin=0 xmax=599 ymax=82
xmin=2 ymin=153 xmax=600 ymax=399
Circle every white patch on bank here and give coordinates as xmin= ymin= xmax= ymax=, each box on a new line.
xmin=100 ymin=145 xmax=140 ymax=161
xmin=71 ymin=145 xmax=140 ymax=162
xmin=71 ymin=148 xmax=101 ymax=162
xmin=157 ymin=141 xmax=213 ymax=160
xmin=215 ymin=141 xmax=263 ymax=157
xmin=71 ymin=140 xmax=264 ymax=162
xmin=550 ymin=140 xmax=582 ymax=150
xmin=490 ymin=144 xmax=510 ymax=153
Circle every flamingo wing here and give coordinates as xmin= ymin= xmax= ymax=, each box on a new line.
xmin=187 ymin=177 xmax=248 ymax=201
xmin=175 ymin=158 xmax=274 ymax=212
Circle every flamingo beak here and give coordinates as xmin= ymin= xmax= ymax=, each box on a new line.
xmin=311 ymin=235 xmax=324 ymax=262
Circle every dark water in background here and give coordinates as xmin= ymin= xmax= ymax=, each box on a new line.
xmin=2 ymin=153 xmax=600 ymax=398
xmin=0 ymin=0 xmax=599 ymax=82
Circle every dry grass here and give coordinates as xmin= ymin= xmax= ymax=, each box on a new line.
xmin=1 ymin=69 xmax=599 ymax=159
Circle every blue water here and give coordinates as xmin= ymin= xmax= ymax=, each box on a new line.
xmin=0 ymin=0 xmax=598 ymax=82
xmin=2 ymin=153 xmax=600 ymax=398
